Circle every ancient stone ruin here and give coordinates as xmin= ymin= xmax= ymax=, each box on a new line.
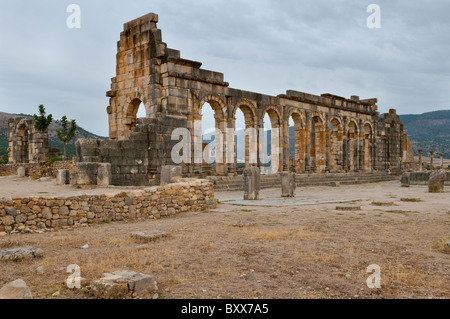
xmin=65 ymin=13 xmax=411 ymax=186
xmin=7 ymin=117 xmax=61 ymax=164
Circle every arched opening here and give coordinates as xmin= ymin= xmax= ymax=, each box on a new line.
xmin=16 ymin=123 xmax=30 ymax=163
xmin=347 ymin=121 xmax=358 ymax=171
xmin=329 ymin=118 xmax=343 ymax=172
xmin=233 ymin=102 xmax=257 ymax=174
xmin=363 ymin=123 xmax=373 ymax=171
xmin=124 ymin=98 xmax=146 ymax=139
xmin=261 ymin=108 xmax=282 ymax=174
xmin=311 ymin=116 xmax=326 ymax=173
xmin=234 ymin=108 xmax=246 ymax=173
xmin=200 ymin=102 xmax=217 ymax=174
xmin=288 ymin=112 xmax=304 ymax=173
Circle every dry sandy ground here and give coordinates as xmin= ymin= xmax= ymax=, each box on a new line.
xmin=0 ymin=180 xmax=449 ymax=299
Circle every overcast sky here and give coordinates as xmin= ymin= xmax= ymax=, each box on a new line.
xmin=0 ymin=0 xmax=449 ymax=136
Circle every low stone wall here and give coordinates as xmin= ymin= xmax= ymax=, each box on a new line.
xmin=403 ymin=171 xmax=450 ymax=185
xmin=209 ymin=171 xmax=398 ymax=192
xmin=0 ymin=161 xmax=73 ymax=179
xmin=0 ymin=179 xmax=217 ymax=234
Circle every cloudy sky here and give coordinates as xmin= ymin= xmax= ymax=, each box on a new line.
xmin=0 ymin=0 xmax=449 ymax=136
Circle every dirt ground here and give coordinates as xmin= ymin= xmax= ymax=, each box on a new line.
xmin=0 ymin=179 xmax=449 ymax=299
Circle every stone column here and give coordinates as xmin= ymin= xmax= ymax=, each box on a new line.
xmin=325 ymin=117 xmax=331 ymax=172
xmin=418 ymin=149 xmax=423 ymax=172
xmin=430 ymin=151 xmax=435 ymax=169
xmin=280 ymin=171 xmax=296 ymax=197
xmin=243 ymin=166 xmax=260 ymax=200
xmin=440 ymin=153 xmax=444 ymax=168
xmin=304 ymin=112 xmax=311 ymax=172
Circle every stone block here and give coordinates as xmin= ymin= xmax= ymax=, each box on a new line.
xmin=243 ymin=166 xmax=260 ymax=200
xmin=56 ymin=170 xmax=70 ymax=185
xmin=280 ymin=171 xmax=296 ymax=197
xmin=97 ymin=163 xmax=112 ymax=186
xmin=401 ymin=172 xmax=411 ymax=187
xmin=428 ymin=169 xmax=446 ymax=193
xmin=130 ymin=230 xmax=170 ymax=242
xmin=160 ymin=166 xmax=182 ymax=185
xmin=0 ymin=279 xmax=32 ymax=299
xmin=0 ymin=246 xmax=44 ymax=262
xmin=17 ymin=167 xmax=26 ymax=177
xmin=91 ymin=270 xmax=157 ymax=299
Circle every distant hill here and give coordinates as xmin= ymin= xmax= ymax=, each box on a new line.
xmin=0 ymin=111 xmax=107 ymax=160
xmin=399 ymin=110 xmax=450 ymax=159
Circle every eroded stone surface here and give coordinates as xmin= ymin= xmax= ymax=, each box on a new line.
xmin=428 ymin=169 xmax=446 ymax=193
xmin=130 ymin=230 xmax=170 ymax=242
xmin=0 ymin=246 xmax=44 ymax=262
xmin=91 ymin=270 xmax=157 ymax=299
xmin=0 ymin=279 xmax=32 ymax=299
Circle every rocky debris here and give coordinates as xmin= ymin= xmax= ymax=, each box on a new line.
xmin=91 ymin=270 xmax=158 ymax=299
xmin=336 ymin=206 xmax=361 ymax=211
xmin=130 ymin=230 xmax=170 ymax=243
xmin=0 ymin=246 xmax=44 ymax=262
xmin=0 ymin=279 xmax=32 ymax=299
xmin=428 ymin=169 xmax=446 ymax=193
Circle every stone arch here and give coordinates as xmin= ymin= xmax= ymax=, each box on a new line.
xmin=288 ymin=109 xmax=306 ymax=172
xmin=193 ymin=94 xmax=228 ymax=174
xmin=232 ymin=99 xmax=258 ymax=170
xmin=362 ymin=122 xmax=374 ymax=171
xmin=310 ymin=113 xmax=327 ymax=173
xmin=346 ymin=119 xmax=359 ymax=171
xmin=329 ymin=116 xmax=344 ymax=172
xmin=261 ymin=105 xmax=283 ymax=174
xmin=16 ymin=120 xmax=31 ymax=164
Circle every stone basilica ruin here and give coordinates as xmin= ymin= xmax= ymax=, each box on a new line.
xmin=70 ymin=13 xmax=412 ymax=186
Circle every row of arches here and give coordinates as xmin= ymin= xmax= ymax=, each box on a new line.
xmin=125 ymin=94 xmax=375 ymax=175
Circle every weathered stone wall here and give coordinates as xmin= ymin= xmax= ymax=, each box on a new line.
xmin=402 ymin=171 xmax=450 ymax=185
xmin=74 ymin=12 xmax=412 ymax=187
xmin=8 ymin=117 xmax=61 ymax=164
xmin=0 ymin=161 xmax=72 ymax=179
xmin=0 ymin=179 xmax=217 ymax=234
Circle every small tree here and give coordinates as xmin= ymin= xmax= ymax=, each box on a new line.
xmin=33 ymin=104 xmax=53 ymax=132
xmin=56 ymin=116 xmax=77 ymax=159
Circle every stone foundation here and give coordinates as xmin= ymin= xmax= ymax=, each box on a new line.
xmin=0 ymin=162 xmax=73 ymax=179
xmin=0 ymin=179 xmax=217 ymax=234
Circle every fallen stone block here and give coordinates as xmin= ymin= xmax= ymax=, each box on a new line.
xmin=17 ymin=167 xmax=26 ymax=178
xmin=130 ymin=230 xmax=170 ymax=243
xmin=0 ymin=279 xmax=32 ymax=299
xmin=428 ymin=169 xmax=446 ymax=193
xmin=56 ymin=169 xmax=70 ymax=185
xmin=0 ymin=246 xmax=44 ymax=262
xmin=91 ymin=270 xmax=158 ymax=299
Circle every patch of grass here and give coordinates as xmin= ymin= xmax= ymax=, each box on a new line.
xmin=102 ymin=219 xmax=111 ymax=224
xmin=406 ymin=243 xmax=413 ymax=246
xmin=372 ymin=202 xmax=394 ymax=207
xmin=244 ymin=229 xmax=314 ymax=241
xmin=435 ymin=236 xmax=450 ymax=254
xmin=241 ymin=209 xmax=253 ymax=213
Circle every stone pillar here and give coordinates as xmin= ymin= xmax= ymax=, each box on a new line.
xmin=160 ymin=165 xmax=182 ymax=185
xmin=418 ymin=149 xmax=423 ymax=172
xmin=440 ymin=153 xmax=444 ymax=168
xmin=56 ymin=169 xmax=70 ymax=185
xmin=97 ymin=163 xmax=112 ymax=186
xmin=401 ymin=172 xmax=410 ymax=188
xmin=430 ymin=151 xmax=435 ymax=169
xmin=243 ymin=166 xmax=260 ymax=200
xmin=428 ymin=169 xmax=446 ymax=193
xmin=304 ymin=112 xmax=311 ymax=172
xmin=280 ymin=171 xmax=296 ymax=197
xmin=17 ymin=166 xmax=26 ymax=178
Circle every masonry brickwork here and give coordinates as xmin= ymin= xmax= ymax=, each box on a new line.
xmin=74 ymin=12 xmax=413 ymax=186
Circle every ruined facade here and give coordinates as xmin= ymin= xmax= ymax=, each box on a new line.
xmin=8 ymin=117 xmax=61 ymax=164
xmin=75 ymin=13 xmax=412 ymax=186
